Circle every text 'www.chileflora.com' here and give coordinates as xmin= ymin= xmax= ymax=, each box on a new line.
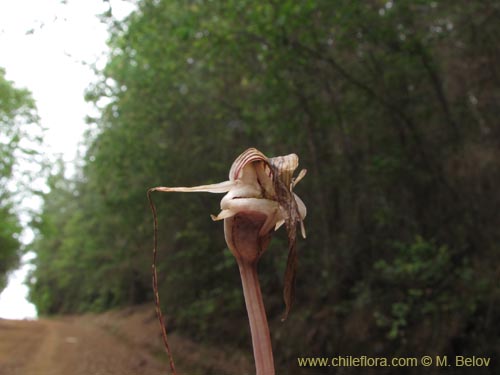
xmin=297 ymin=355 xmax=491 ymax=368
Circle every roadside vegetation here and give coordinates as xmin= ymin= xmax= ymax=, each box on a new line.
xmin=27 ymin=1 xmax=499 ymax=373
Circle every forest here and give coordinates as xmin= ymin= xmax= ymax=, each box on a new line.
xmin=1 ymin=0 xmax=498 ymax=374
xmin=0 ymin=67 xmax=40 ymax=292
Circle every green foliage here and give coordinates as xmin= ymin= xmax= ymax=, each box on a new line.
xmin=0 ymin=204 xmax=21 ymax=291
xmin=0 ymin=67 xmax=40 ymax=292
xmin=371 ymin=237 xmax=472 ymax=341
xmin=29 ymin=0 xmax=500 ymax=371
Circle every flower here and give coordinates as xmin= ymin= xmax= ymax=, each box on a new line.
xmin=150 ymin=147 xmax=307 ymax=318
xmin=153 ymin=148 xmax=306 ymax=241
xmin=148 ymin=148 xmax=308 ymax=374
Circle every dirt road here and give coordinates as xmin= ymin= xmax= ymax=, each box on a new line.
xmin=0 ymin=317 xmax=166 ymax=375
xmin=0 ymin=305 xmax=252 ymax=375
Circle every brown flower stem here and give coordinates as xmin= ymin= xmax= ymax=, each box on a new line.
xmin=225 ymin=213 xmax=275 ymax=375
xmin=147 ymin=189 xmax=177 ymax=375
xmin=238 ymin=259 xmax=275 ymax=375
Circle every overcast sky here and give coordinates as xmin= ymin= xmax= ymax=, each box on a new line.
xmin=0 ymin=0 xmax=135 ymax=319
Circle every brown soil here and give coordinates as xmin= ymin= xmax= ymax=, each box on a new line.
xmin=0 ymin=305 xmax=252 ymax=375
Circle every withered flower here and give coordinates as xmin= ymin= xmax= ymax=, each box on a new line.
xmin=148 ymin=148 xmax=306 ymax=375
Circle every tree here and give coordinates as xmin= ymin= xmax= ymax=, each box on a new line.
xmin=0 ymin=67 xmax=41 ymax=292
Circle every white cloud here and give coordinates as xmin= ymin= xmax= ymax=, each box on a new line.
xmin=0 ymin=254 xmax=36 ymax=319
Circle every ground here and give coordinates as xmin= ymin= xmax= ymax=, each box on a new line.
xmin=0 ymin=305 xmax=252 ymax=375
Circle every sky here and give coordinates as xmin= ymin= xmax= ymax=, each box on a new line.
xmin=0 ymin=0 xmax=136 ymax=319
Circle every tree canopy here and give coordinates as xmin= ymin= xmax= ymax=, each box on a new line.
xmin=29 ymin=0 xmax=500 ymax=372
xmin=0 ymin=67 xmax=40 ymax=292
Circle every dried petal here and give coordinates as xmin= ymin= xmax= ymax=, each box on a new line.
xmin=152 ymin=180 xmax=235 ymax=194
